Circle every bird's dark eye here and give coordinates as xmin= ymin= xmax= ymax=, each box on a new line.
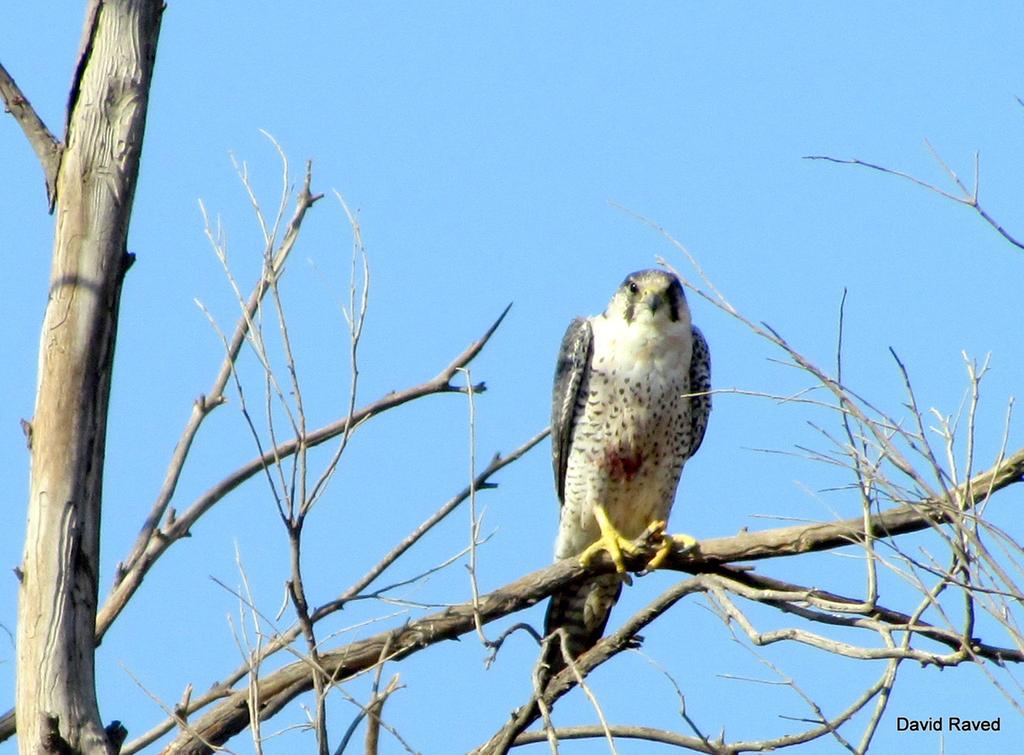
xmin=627 ymin=281 xmax=639 ymax=295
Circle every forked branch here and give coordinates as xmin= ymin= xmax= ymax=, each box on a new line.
xmin=157 ymin=444 xmax=1024 ymax=753
xmin=804 ymin=148 xmax=1024 ymax=251
xmin=97 ymin=302 xmax=511 ymax=640
xmin=121 ymin=427 xmax=546 ymax=754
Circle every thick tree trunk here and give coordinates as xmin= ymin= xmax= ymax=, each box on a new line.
xmin=15 ymin=2 xmax=163 ymax=753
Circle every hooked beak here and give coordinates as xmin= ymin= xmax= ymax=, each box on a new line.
xmin=641 ymin=292 xmax=663 ymax=314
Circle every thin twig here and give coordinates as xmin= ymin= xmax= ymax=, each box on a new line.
xmin=803 ymin=151 xmax=1024 ymax=251
xmin=119 ymin=429 xmax=545 ymax=754
xmin=98 ymin=302 xmax=511 ymax=640
xmin=105 ymin=161 xmax=322 ymax=638
xmin=460 ymin=367 xmax=489 ymax=645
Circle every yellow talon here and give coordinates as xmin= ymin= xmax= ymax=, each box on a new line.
xmin=647 ymin=532 xmax=698 ymax=571
xmin=578 ymin=507 xmax=698 ymax=573
xmin=579 ymin=504 xmax=644 ymax=573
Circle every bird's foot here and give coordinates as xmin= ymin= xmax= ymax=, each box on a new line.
xmin=578 ymin=526 xmax=644 ymax=575
xmin=646 ymin=531 xmax=698 ymax=571
xmin=579 ymin=505 xmax=645 ymax=575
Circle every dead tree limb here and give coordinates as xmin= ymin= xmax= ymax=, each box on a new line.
xmin=158 ymin=442 xmax=1024 ymax=753
xmin=13 ymin=2 xmax=164 ymax=752
xmin=95 ymin=303 xmax=512 ymax=640
xmin=0 ymin=61 xmax=62 ymax=206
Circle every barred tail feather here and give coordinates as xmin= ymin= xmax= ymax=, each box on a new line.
xmin=539 ymin=573 xmax=623 ymax=684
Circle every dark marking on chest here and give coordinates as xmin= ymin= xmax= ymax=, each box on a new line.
xmin=603 ymin=447 xmax=645 ymax=482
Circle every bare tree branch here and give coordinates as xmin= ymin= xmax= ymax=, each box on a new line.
xmin=95 ymin=302 xmax=512 ymax=640
xmin=157 ymin=438 xmax=1024 ymax=754
xmin=159 ymin=556 xmax=592 ymax=753
xmin=477 ymin=554 xmax=1024 ymax=753
xmin=110 ymin=162 xmax=322 ymax=604
xmin=512 ymin=725 xmax=705 ymax=750
xmin=687 ymin=444 xmax=1024 ymax=567
xmin=1 ymin=302 xmax=520 ymax=747
xmin=0 ymin=60 xmax=62 ymax=207
xmin=719 ymin=570 xmax=1021 ymax=666
xmin=119 ymin=427 xmax=546 ymax=754
xmin=476 ymin=575 xmax=707 ymax=754
xmin=803 ymin=150 xmax=1024 ymax=251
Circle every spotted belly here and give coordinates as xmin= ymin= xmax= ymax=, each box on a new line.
xmin=556 ymin=373 xmax=692 ymax=559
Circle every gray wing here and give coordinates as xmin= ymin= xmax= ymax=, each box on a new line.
xmin=551 ymin=317 xmax=593 ymax=505
xmin=688 ymin=325 xmax=712 ymax=456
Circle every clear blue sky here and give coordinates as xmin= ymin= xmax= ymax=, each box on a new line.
xmin=3 ymin=3 xmax=1024 ymax=753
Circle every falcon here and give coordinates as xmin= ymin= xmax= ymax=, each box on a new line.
xmin=541 ymin=268 xmax=711 ymax=677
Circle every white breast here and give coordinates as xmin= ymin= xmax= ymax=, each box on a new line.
xmin=555 ymin=312 xmax=696 ymax=558
xmin=590 ymin=311 xmax=693 ymax=385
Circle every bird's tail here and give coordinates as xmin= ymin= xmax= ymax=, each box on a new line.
xmin=538 ymin=572 xmax=624 ymax=685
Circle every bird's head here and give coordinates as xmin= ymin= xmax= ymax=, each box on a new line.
xmin=605 ymin=269 xmax=691 ymax=330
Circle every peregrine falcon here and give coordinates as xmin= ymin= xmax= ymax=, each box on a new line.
xmin=541 ymin=268 xmax=711 ymax=677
